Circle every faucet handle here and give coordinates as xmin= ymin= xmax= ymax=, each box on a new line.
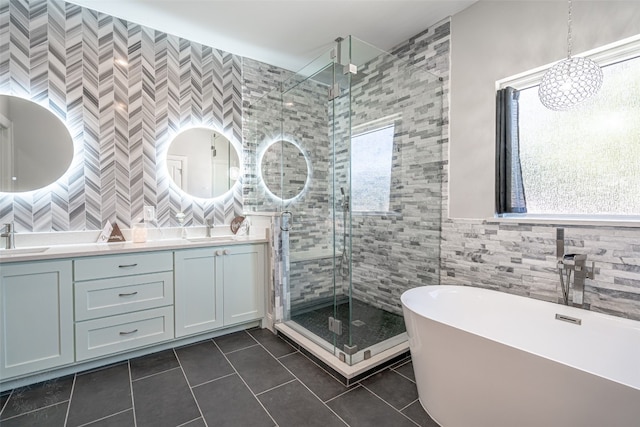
xmin=2 ymin=222 xmax=15 ymax=235
xmin=556 ymin=227 xmax=564 ymax=261
xmin=2 ymin=222 xmax=16 ymax=249
xmin=587 ymin=261 xmax=596 ymax=280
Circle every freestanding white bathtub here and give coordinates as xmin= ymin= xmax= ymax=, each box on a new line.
xmin=401 ymin=285 xmax=640 ymax=427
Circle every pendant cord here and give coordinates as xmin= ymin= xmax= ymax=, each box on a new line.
xmin=567 ymin=0 xmax=573 ymax=58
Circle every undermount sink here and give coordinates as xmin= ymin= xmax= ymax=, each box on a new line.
xmin=186 ymin=235 xmax=235 ymax=243
xmin=0 ymin=246 xmax=50 ymax=255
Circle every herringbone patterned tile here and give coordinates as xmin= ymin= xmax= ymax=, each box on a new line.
xmin=1 ymin=0 xmax=244 ymax=231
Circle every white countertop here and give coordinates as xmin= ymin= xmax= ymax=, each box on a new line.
xmin=0 ymin=230 xmax=268 ymax=264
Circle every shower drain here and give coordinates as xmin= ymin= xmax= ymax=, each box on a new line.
xmin=351 ymin=320 xmax=366 ymax=327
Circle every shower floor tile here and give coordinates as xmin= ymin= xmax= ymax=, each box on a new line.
xmin=290 ymin=298 xmax=406 ymax=352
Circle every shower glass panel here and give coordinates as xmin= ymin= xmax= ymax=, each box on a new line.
xmin=341 ymin=37 xmax=443 ymax=364
xmin=281 ymin=58 xmax=342 ymax=358
xmin=247 ymin=36 xmax=443 ymax=366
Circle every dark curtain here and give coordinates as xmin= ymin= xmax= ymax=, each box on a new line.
xmin=496 ymin=86 xmax=527 ymax=214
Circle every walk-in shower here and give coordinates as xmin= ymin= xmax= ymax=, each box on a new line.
xmin=246 ymin=36 xmax=443 ymax=368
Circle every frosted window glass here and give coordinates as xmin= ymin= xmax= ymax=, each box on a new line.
xmin=351 ymin=125 xmax=394 ymax=212
xmin=518 ymin=55 xmax=640 ymax=215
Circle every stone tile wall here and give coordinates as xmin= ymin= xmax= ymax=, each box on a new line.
xmin=336 ymin=31 xmax=449 ymax=315
xmin=441 ymin=220 xmax=640 ymax=320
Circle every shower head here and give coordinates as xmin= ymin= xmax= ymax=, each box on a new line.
xmin=339 ymin=187 xmax=349 ymax=211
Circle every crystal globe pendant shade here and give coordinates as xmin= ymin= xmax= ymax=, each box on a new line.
xmin=538 ymin=1 xmax=603 ymax=111
xmin=538 ymin=56 xmax=603 ymax=111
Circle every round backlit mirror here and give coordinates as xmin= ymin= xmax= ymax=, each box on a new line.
xmin=166 ymin=127 xmax=240 ymax=199
xmin=260 ymin=140 xmax=309 ymax=200
xmin=0 ymin=95 xmax=74 ymax=192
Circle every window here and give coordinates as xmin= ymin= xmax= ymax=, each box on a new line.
xmin=351 ymin=125 xmax=395 ymax=212
xmin=498 ymin=36 xmax=640 ymax=218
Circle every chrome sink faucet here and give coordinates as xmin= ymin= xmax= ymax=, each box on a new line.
xmin=206 ymin=219 xmax=213 ymax=237
xmin=1 ymin=222 xmax=16 ymax=249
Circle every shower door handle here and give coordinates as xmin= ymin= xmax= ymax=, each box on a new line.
xmin=280 ymin=211 xmax=293 ymax=231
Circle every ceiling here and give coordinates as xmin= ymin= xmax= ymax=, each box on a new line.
xmin=67 ymin=0 xmax=476 ymax=71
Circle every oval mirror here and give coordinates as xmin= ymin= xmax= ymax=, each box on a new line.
xmin=261 ymin=140 xmax=309 ymax=200
xmin=0 ymin=95 xmax=74 ymax=192
xmin=166 ymin=127 xmax=240 ymax=199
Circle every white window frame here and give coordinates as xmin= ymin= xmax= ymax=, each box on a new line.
xmin=494 ymin=34 xmax=640 ymax=226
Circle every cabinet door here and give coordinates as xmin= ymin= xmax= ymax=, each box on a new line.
xmin=223 ymin=244 xmax=265 ymax=326
xmin=174 ymin=248 xmax=223 ymax=337
xmin=0 ymin=260 xmax=74 ymax=379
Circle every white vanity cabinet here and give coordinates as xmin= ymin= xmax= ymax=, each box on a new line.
xmin=0 ymin=260 xmax=74 ymax=379
xmin=0 ymin=238 xmax=268 ymax=389
xmin=222 ymin=244 xmax=266 ymax=326
xmin=73 ymin=251 xmax=175 ymax=361
xmin=174 ymin=243 xmax=265 ymax=337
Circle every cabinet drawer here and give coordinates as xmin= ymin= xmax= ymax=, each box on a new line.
xmin=75 ymin=307 xmax=174 ymax=361
xmin=74 ymin=252 xmax=173 ymax=281
xmin=75 ymin=272 xmax=174 ymax=321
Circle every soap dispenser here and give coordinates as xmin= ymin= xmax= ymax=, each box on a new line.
xmin=176 ymin=212 xmax=187 ymax=239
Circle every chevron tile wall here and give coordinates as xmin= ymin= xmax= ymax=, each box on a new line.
xmin=0 ymin=0 xmax=243 ymax=231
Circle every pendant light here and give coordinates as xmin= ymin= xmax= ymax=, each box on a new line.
xmin=538 ymin=0 xmax=603 ymax=111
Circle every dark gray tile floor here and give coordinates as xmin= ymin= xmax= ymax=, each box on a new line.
xmin=0 ymin=328 xmax=438 ymax=427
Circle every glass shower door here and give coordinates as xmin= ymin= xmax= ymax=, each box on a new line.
xmin=279 ymin=54 xmax=343 ymax=358
xmin=250 ymin=35 xmax=444 ymax=367
xmin=329 ymin=36 xmax=445 ymax=365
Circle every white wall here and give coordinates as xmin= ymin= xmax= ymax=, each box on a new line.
xmin=449 ymin=0 xmax=640 ymax=218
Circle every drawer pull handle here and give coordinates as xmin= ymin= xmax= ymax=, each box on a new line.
xmin=223 ymin=249 xmax=229 ymax=255
xmin=118 ymin=291 xmax=138 ymax=297
xmin=119 ymin=329 xmax=138 ymax=336
xmin=118 ymin=263 xmax=138 ymax=268
xmin=215 ymin=250 xmax=221 ymax=256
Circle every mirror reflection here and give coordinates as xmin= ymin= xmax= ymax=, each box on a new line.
xmin=261 ymin=140 xmax=309 ymax=200
xmin=166 ymin=127 xmax=240 ymax=199
xmin=0 ymin=95 xmax=74 ymax=192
